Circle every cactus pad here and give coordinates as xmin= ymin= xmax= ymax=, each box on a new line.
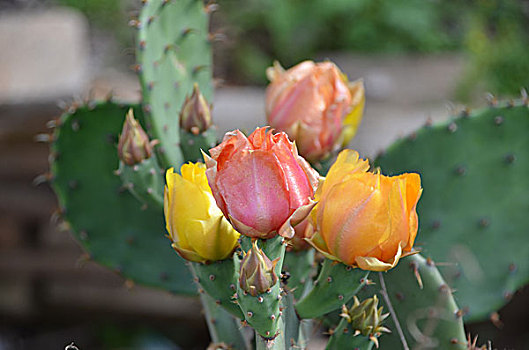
xmin=51 ymin=101 xmax=194 ymax=294
xmin=376 ymin=101 xmax=529 ymax=322
xmin=295 ymin=259 xmax=370 ymax=319
xmin=358 ymin=254 xmax=467 ymax=349
xmin=137 ymin=0 xmax=213 ymax=169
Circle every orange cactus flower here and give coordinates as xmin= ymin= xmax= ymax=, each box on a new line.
xmin=306 ymin=150 xmax=422 ymax=271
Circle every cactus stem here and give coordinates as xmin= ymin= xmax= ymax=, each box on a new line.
xmin=503 ymin=291 xmax=513 ymax=300
xmin=160 ymin=272 xmax=168 ymax=281
xmin=431 ymin=220 xmax=441 ymax=230
xmin=447 ymin=122 xmax=457 ymax=133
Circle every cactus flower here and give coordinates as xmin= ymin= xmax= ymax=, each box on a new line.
xmin=239 ymin=240 xmax=279 ymax=296
xmin=204 ymin=127 xmax=319 ymax=239
xmin=118 ymin=109 xmax=158 ymax=166
xmin=265 ymin=61 xmax=365 ymax=162
xmin=180 ymin=83 xmax=212 ymax=135
xmin=164 ymin=162 xmax=239 ymax=263
xmin=307 ymin=150 xmax=422 ymax=271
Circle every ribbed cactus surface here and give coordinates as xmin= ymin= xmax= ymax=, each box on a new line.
xmin=376 ymin=101 xmax=529 ymax=322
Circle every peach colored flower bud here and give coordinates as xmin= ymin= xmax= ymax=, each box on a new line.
xmin=239 ymin=240 xmax=279 ymax=296
xmin=180 ymin=84 xmax=212 ymax=134
xmin=306 ymin=150 xmax=422 ymax=271
xmin=204 ymin=127 xmax=319 ymax=239
xmin=118 ymin=109 xmax=158 ymax=166
xmin=266 ymin=61 xmax=365 ymax=162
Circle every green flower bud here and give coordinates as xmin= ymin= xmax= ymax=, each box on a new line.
xmin=340 ymin=295 xmax=390 ymax=347
xmin=180 ymin=83 xmax=212 ymax=134
xmin=239 ymin=240 xmax=279 ymax=296
xmin=118 ymin=109 xmax=158 ymax=166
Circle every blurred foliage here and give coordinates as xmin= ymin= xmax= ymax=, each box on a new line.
xmin=54 ymin=0 xmax=529 ymax=97
xmin=218 ymin=0 xmax=468 ymax=83
xmin=55 ymin=0 xmax=135 ymax=51
xmin=456 ymin=0 xmax=529 ymax=100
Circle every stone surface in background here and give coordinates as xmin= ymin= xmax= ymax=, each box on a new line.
xmin=0 ymin=9 xmax=89 ymax=104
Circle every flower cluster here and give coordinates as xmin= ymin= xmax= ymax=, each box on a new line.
xmin=163 ymin=60 xmax=422 ymax=273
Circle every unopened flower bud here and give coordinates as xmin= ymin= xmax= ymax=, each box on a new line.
xmin=239 ymin=240 xmax=279 ymax=296
xmin=340 ymin=295 xmax=390 ymax=347
xmin=118 ymin=109 xmax=158 ymax=166
xmin=180 ymin=84 xmax=212 ymax=134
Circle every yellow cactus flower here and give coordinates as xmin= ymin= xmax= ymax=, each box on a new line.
xmin=164 ymin=162 xmax=240 ymax=263
xmin=307 ymin=149 xmax=422 ymax=271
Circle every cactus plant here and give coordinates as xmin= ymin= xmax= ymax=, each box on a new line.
xmin=47 ymin=0 xmax=528 ymax=348
xmin=376 ymin=100 xmax=529 ymax=322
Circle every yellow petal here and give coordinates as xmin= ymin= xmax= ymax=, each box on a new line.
xmin=355 ymin=244 xmax=403 ymax=272
xmin=341 ymin=79 xmax=365 ymax=146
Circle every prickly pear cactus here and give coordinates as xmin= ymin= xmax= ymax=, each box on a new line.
xmin=137 ymin=0 xmax=213 ymax=169
xmin=50 ymin=102 xmax=194 ymax=294
xmin=376 ymin=101 xmax=529 ymax=322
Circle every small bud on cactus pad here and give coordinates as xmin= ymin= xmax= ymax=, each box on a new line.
xmin=118 ymin=109 xmax=158 ymax=165
xmin=239 ymin=240 xmax=279 ymax=296
xmin=180 ymin=83 xmax=212 ymax=134
xmin=340 ymin=295 xmax=390 ymax=347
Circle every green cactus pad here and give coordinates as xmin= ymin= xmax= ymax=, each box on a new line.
xmin=359 ymin=254 xmax=467 ymax=349
xmin=199 ymin=292 xmax=249 ymax=350
xmin=295 ymin=259 xmax=369 ymax=320
xmin=190 ymin=258 xmax=244 ymax=319
xmin=376 ymin=101 xmax=529 ymax=322
xmin=51 ymin=101 xmax=194 ymax=295
xmin=326 ymin=319 xmax=376 ymax=350
xmin=118 ymin=156 xmax=164 ymax=208
xmin=282 ymin=249 xmax=315 ymax=300
xmin=236 ymin=236 xmax=286 ymax=339
xmin=137 ymin=0 xmax=213 ymax=169
xmin=180 ymin=127 xmax=217 ymax=163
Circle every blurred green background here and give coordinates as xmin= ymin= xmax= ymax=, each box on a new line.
xmin=56 ymin=0 xmax=529 ymax=99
